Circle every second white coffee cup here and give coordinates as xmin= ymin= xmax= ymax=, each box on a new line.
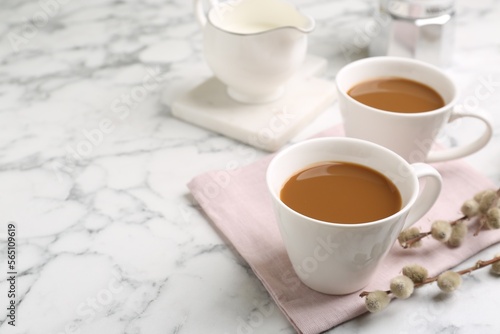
xmin=336 ymin=57 xmax=493 ymax=163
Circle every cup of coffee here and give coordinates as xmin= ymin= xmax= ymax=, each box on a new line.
xmin=336 ymin=57 xmax=493 ymax=163
xmin=266 ymin=137 xmax=442 ymax=294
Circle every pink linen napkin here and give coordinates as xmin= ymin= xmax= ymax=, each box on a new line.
xmin=187 ymin=125 xmax=499 ymax=334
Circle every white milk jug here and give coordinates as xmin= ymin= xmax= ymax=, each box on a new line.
xmin=194 ymin=0 xmax=315 ymax=103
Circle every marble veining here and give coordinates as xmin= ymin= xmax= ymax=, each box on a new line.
xmin=0 ymin=0 xmax=499 ymax=333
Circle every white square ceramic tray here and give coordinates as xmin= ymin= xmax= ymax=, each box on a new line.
xmin=169 ymin=55 xmax=336 ymax=151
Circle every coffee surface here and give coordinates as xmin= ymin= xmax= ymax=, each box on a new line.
xmin=280 ymin=161 xmax=402 ymax=224
xmin=348 ymin=77 xmax=445 ymax=113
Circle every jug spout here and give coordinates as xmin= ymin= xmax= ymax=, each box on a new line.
xmin=206 ymin=0 xmax=315 ymax=35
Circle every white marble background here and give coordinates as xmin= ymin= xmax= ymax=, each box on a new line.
xmin=0 ymin=0 xmax=499 ymax=333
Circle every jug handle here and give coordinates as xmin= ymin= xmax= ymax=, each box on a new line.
xmin=194 ymin=0 xmax=218 ymax=27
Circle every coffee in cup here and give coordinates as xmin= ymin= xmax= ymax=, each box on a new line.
xmin=280 ymin=161 xmax=402 ymax=224
xmin=347 ymin=77 xmax=445 ymax=113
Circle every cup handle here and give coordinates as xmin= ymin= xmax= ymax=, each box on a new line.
xmin=403 ymin=163 xmax=443 ymax=230
xmin=426 ymin=106 xmax=493 ymax=163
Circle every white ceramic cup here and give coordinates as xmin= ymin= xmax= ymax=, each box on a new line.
xmin=266 ymin=137 xmax=442 ymax=294
xmin=336 ymin=57 xmax=493 ymax=163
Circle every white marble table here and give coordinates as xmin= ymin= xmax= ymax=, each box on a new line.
xmin=1 ymin=0 xmax=499 ymax=333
